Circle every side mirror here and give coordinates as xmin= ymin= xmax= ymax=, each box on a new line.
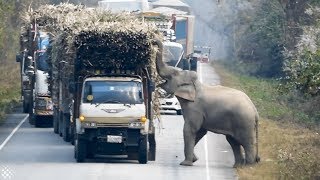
xmin=139 ymin=91 xmax=143 ymax=99
xmin=16 ymin=54 xmax=22 ymax=62
xmin=26 ymin=65 xmax=35 ymax=76
xmin=148 ymin=81 xmax=155 ymax=92
xmin=182 ymin=59 xmax=190 ymax=70
xmin=68 ymin=82 xmax=76 ymax=93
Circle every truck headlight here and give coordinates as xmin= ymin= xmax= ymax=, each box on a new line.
xmin=79 ymin=115 xmax=85 ymax=121
xmin=46 ymin=100 xmax=53 ymax=110
xmin=140 ymin=116 xmax=147 ymax=123
xmin=128 ymin=122 xmax=144 ymax=129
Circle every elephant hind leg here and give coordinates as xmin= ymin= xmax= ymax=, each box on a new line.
xmin=243 ymin=143 xmax=257 ymax=165
xmin=226 ymin=135 xmax=245 ymax=167
xmin=193 ymin=128 xmax=207 ymax=162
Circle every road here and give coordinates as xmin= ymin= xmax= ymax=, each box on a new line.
xmin=0 ymin=0 xmax=238 ymax=178
xmin=0 ymin=63 xmax=236 ymax=180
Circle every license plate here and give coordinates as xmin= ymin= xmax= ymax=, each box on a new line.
xmin=107 ymin=135 xmax=122 ymax=143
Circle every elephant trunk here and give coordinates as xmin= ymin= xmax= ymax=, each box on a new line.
xmin=154 ymin=39 xmax=177 ymax=79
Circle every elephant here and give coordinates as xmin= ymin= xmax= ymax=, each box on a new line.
xmin=154 ymin=40 xmax=260 ymax=167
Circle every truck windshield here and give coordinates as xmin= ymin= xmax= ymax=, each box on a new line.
xmin=37 ymin=32 xmax=50 ymax=72
xmin=83 ymin=81 xmax=143 ymax=104
xmin=37 ymin=52 xmax=49 ymax=72
xmin=163 ymin=44 xmax=184 ymax=67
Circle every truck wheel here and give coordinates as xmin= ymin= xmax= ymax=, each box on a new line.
xmin=70 ymin=123 xmax=75 ymax=145
xmin=75 ymin=138 xmax=87 ymax=163
xmin=177 ymin=109 xmax=183 ymax=115
xmin=34 ymin=116 xmax=42 ymax=128
xmin=28 ymin=103 xmax=35 ymax=125
xmin=29 ymin=114 xmax=35 ymax=125
xmin=23 ymin=101 xmax=29 ymax=113
xmin=58 ymin=112 xmax=63 ymax=137
xmin=148 ymin=133 xmax=156 ymax=161
xmin=138 ymin=135 xmax=148 ymax=164
xmin=62 ymin=114 xmax=71 ymax=142
xmin=53 ymin=116 xmax=59 ymax=134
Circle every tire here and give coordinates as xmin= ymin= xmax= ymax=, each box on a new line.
xmin=148 ymin=133 xmax=156 ymax=161
xmin=23 ymin=101 xmax=29 ymax=113
xmin=177 ymin=109 xmax=182 ymax=115
xmin=34 ymin=115 xmax=42 ymax=128
xmin=28 ymin=103 xmax=35 ymax=125
xmin=70 ymin=123 xmax=75 ymax=145
xmin=29 ymin=114 xmax=35 ymax=125
xmin=58 ymin=112 xmax=63 ymax=137
xmin=75 ymin=137 xmax=87 ymax=163
xmin=138 ymin=135 xmax=148 ymax=164
xmin=53 ymin=115 xmax=59 ymax=134
xmin=62 ymin=114 xmax=71 ymax=142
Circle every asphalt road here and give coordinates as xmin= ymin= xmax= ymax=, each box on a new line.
xmin=0 ymin=0 xmax=238 ymax=178
xmin=0 ymin=63 xmax=236 ymax=180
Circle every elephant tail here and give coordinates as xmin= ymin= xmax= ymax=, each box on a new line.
xmin=255 ymin=112 xmax=260 ymax=163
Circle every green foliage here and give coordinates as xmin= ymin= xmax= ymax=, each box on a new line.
xmin=237 ymin=0 xmax=285 ymax=77
xmin=282 ymin=7 xmax=320 ymax=96
xmin=283 ymin=49 xmax=320 ymax=96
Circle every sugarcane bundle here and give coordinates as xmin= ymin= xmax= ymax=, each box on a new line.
xmin=20 ymin=3 xmax=163 ymax=117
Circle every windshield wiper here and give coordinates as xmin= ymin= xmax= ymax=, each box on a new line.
xmin=95 ymin=100 xmax=121 ymax=107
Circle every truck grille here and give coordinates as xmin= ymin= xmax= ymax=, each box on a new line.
xmin=97 ymin=123 xmax=128 ymax=127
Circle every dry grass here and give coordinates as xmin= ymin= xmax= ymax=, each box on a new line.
xmin=213 ymin=61 xmax=320 ymax=180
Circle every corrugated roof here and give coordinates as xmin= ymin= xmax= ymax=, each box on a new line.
xmin=147 ymin=6 xmax=188 ymax=16
xmin=151 ymin=0 xmax=190 ymax=7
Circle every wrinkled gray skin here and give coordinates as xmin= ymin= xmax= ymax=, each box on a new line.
xmin=155 ymin=40 xmax=260 ymax=167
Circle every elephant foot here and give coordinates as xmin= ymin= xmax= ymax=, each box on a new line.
xmin=233 ymin=159 xmax=245 ymax=168
xmin=180 ymin=160 xmax=193 ymax=166
xmin=193 ymin=154 xmax=198 ymax=162
xmin=233 ymin=163 xmax=244 ymax=168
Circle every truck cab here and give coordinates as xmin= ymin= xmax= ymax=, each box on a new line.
xmin=75 ymin=75 xmax=150 ymax=163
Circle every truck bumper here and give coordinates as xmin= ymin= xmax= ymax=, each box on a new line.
xmin=35 ymin=110 xmax=53 ymax=116
xmin=79 ymin=128 xmax=144 ymax=155
xmin=23 ymin=90 xmax=32 ymax=101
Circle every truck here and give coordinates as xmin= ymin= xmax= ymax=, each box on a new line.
xmin=142 ymin=1 xmax=197 ymax=115
xmin=28 ymin=5 xmax=159 ymax=163
xmin=54 ymin=38 xmax=157 ymax=163
xmin=144 ymin=0 xmax=196 ymax=71
xmin=16 ymin=23 xmax=53 ymax=127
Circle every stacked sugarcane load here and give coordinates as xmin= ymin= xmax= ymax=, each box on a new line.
xmin=20 ymin=3 xmax=163 ymax=116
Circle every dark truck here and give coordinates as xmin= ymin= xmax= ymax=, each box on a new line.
xmin=16 ymin=23 xmax=53 ymax=127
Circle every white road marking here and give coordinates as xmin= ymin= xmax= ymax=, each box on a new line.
xmin=0 ymin=115 xmax=28 ymax=151
xmin=198 ymin=63 xmax=210 ymax=180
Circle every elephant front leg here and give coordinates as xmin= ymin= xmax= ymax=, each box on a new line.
xmin=180 ymin=124 xmax=196 ymax=166
xmin=193 ymin=128 xmax=207 ymax=162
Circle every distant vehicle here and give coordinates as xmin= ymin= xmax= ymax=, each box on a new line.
xmin=163 ymin=41 xmax=184 ymax=67
xmin=150 ymin=0 xmax=191 ymax=14
xmin=98 ymin=0 xmax=150 ymax=12
xmin=16 ymin=25 xmax=53 ymax=127
xmin=201 ymin=53 xmax=210 ymax=63
xmin=160 ymin=95 xmax=182 ymax=115
xmin=159 ymin=42 xmax=184 ymax=115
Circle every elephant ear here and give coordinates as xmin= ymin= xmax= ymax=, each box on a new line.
xmin=174 ymin=71 xmax=197 ymax=101
xmin=174 ymin=83 xmax=196 ymax=101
